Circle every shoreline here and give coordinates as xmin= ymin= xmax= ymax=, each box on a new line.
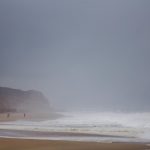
xmin=0 ymin=112 xmax=63 ymax=122
xmin=0 ymin=138 xmax=149 ymax=150
xmin=0 ymin=129 xmax=148 ymax=143
xmin=0 ymin=112 xmax=150 ymax=145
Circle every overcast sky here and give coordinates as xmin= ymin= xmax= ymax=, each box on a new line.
xmin=0 ymin=0 xmax=150 ymax=111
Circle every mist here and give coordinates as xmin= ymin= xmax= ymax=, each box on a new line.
xmin=0 ymin=0 xmax=150 ymax=112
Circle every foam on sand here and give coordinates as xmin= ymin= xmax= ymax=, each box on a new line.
xmin=0 ymin=111 xmax=150 ymax=142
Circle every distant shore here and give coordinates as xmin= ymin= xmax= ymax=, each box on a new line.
xmin=0 ymin=112 xmax=62 ymax=122
xmin=0 ymin=138 xmax=149 ymax=150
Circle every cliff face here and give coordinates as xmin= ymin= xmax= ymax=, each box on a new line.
xmin=0 ymin=87 xmax=51 ymax=113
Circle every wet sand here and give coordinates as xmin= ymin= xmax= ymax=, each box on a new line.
xmin=0 ymin=138 xmax=149 ymax=150
xmin=0 ymin=128 xmax=138 ymax=144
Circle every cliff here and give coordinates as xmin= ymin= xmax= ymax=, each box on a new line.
xmin=0 ymin=87 xmax=51 ymax=113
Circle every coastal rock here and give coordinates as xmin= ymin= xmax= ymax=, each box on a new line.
xmin=0 ymin=87 xmax=51 ymax=113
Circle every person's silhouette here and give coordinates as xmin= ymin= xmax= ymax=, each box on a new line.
xmin=7 ymin=113 xmax=10 ymax=118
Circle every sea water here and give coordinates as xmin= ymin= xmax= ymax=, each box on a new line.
xmin=0 ymin=111 xmax=150 ymax=142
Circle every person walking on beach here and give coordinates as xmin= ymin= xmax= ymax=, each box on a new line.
xmin=7 ymin=113 xmax=10 ymax=118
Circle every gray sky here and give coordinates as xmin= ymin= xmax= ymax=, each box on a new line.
xmin=0 ymin=0 xmax=150 ymax=111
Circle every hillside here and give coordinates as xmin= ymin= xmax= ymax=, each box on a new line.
xmin=0 ymin=87 xmax=51 ymax=113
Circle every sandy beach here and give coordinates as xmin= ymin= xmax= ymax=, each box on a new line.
xmin=0 ymin=138 xmax=149 ymax=150
xmin=0 ymin=112 xmax=62 ymax=122
xmin=0 ymin=112 xmax=150 ymax=149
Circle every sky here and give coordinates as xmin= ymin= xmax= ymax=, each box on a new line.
xmin=0 ymin=0 xmax=150 ymax=111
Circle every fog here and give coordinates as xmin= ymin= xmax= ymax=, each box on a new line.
xmin=0 ymin=0 xmax=150 ymax=111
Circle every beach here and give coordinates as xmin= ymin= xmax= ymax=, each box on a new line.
xmin=0 ymin=112 xmax=150 ymax=149
xmin=0 ymin=138 xmax=149 ymax=150
xmin=0 ymin=112 xmax=62 ymax=122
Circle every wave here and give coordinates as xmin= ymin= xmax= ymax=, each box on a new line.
xmin=0 ymin=112 xmax=150 ymax=142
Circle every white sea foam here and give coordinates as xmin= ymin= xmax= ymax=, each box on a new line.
xmin=0 ymin=112 xmax=150 ymax=142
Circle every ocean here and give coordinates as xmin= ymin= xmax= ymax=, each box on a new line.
xmin=0 ymin=112 xmax=150 ymax=142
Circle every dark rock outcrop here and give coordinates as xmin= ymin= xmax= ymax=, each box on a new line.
xmin=0 ymin=87 xmax=51 ymax=113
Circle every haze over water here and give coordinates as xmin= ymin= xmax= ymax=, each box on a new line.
xmin=0 ymin=0 xmax=150 ymax=112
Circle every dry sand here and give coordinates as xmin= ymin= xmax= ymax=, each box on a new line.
xmin=0 ymin=138 xmax=149 ymax=150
